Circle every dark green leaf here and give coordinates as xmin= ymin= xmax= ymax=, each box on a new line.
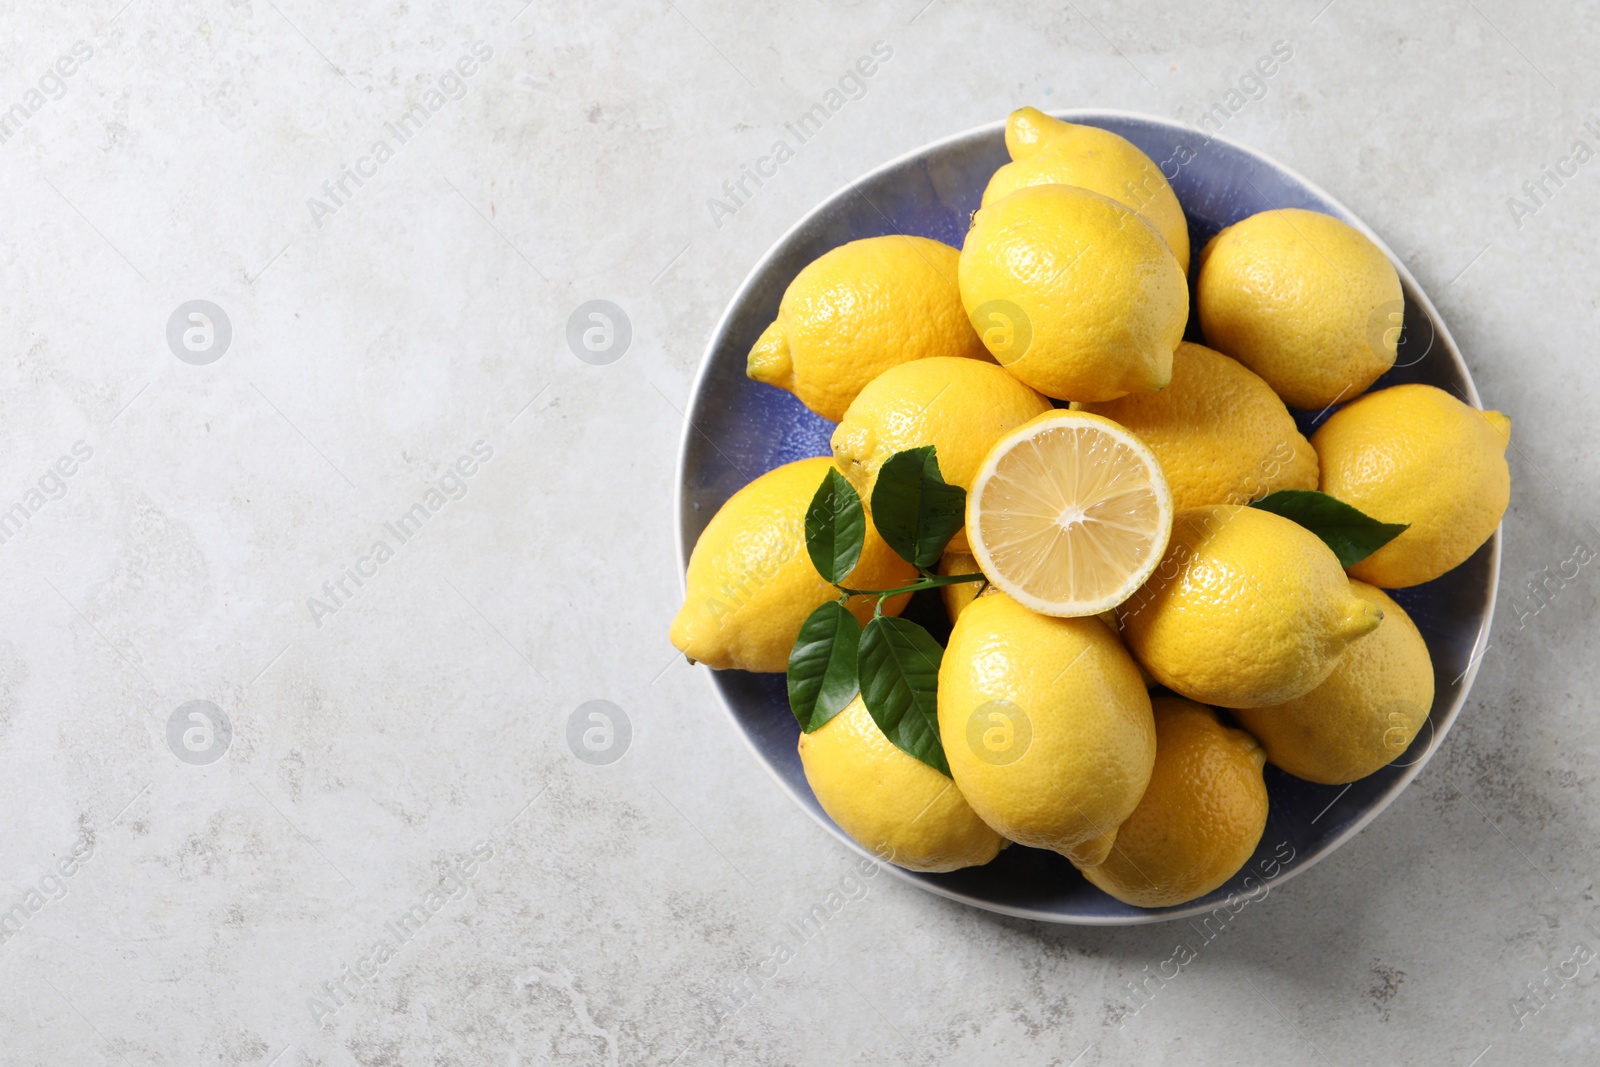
xmin=787 ymin=601 xmax=862 ymax=732
xmin=858 ymin=616 xmax=949 ymax=776
xmin=1251 ymin=489 xmax=1409 ymax=568
xmin=804 ymin=468 xmax=866 ymax=585
xmin=870 ymin=447 xmax=967 ymax=569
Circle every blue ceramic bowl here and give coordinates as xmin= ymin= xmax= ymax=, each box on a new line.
xmin=675 ymin=110 xmax=1499 ymax=924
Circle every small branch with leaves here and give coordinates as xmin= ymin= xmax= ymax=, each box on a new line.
xmin=788 ymin=446 xmax=977 ymax=776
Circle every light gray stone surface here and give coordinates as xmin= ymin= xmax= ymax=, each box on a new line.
xmin=0 ymin=1 xmax=1595 ymax=1064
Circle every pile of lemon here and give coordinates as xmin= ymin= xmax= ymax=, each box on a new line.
xmin=672 ymin=108 xmax=1511 ymax=909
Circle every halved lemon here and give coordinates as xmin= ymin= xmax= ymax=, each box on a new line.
xmin=966 ymin=410 xmax=1173 ymax=617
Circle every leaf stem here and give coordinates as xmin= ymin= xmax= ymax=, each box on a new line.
xmin=834 ymin=572 xmax=989 ymax=601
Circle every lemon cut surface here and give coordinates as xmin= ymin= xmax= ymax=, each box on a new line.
xmin=966 ymin=411 xmax=1173 ymax=617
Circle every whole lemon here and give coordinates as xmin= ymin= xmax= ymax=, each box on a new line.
xmin=831 ymin=357 xmax=1051 ymax=550
xmin=1079 ymin=341 xmax=1319 ymax=512
xmin=959 ymin=183 xmax=1189 ymax=402
xmin=670 ymin=458 xmax=915 ymax=672
xmin=746 ymin=235 xmax=990 ymax=422
xmin=1117 ymin=505 xmax=1382 ymax=707
xmin=938 ymin=593 xmax=1155 ymax=865
xmin=1079 ymin=697 xmax=1268 ymax=908
xmin=1233 ymin=582 xmax=1433 ymax=784
xmin=1313 ymin=384 xmax=1511 ymax=588
xmin=799 ymin=696 xmax=1003 ymax=872
xmin=983 ymin=106 xmax=1191 ymax=272
xmin=1197 ymin=208 xmax=1402 ymax=410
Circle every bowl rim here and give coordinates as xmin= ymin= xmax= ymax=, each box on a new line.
xmin=673 ymin=108 xmax=1501 ymax=925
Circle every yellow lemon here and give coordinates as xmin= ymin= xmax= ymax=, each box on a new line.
xmin=1079 ymin=697 xmax=1268 ymax=908
xmin=936 ymin=551 xmax=994 ymax=624
xmin=1197 ymin=208 xmax=1402 ymax=410
xmin=983 ymin=106 xmax=1191 ymax=272
xmin=1117 ymin=505 xmax=1382 ymax=707
xmin=965 ymin=410 xmax=1173 ymax=617
xmin=831 ymin=357 xmax=1052 ymax=551
xmin=670 ymin=458 xmax=916 ymax=672
xmin=1078 ymin=341 xmax=1319 ymax=512
xmin=938 ymin=593 xmax=1155 ymax=865
xmin=746 ymin=235 xmax=990 ymax=422
xmin=799 ymin=696 xmax=1003 ymax=872
xmin=1233 ymin=582 xmax=1433 ymax=784
xmin=959 ymin=183 xmax=1188 ymax=402
xmin=1312 ymin=383 xmax=1511 ymax=588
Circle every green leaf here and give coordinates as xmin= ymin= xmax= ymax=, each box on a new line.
xmin=858 ymin=616 xmax=949 ymax=776
xmin=1250 ymin=489 xmax=1409 ymax=568
xmin=870 ymin=447 xmax=967 ymax=569
xmin=805 ymin=468 xmax=866 ymax=585
xmin=787 ymin=601 xmax=862 ymax=732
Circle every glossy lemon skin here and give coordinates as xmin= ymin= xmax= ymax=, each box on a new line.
xmin=1312 ymin=384 xmax=1511 ymax=588
xmin=746 ymin=235 xmax=990 ymax=422
xmin=959 ymin=184 xmax=1189 ymax=403
xmin=1079 ymin=697 xmax=1268 ymax=908
xmin=984 ymin=106 xmax=1191 ymax=272
xmin=1233 ymin=582 xmax=1433 ymax=784
xmin=1197 ymin=208 xmax=1402 ymax=410
xmin=1117 ymin=505 xmax=1382 ymax=708
xmin=799 ymin=696 xmax=1003 ymax=873
xmin=670 ymin=458 xmax=915 ymax=672
xmin=938 ymin=593 xmax=1155 ymax=865
xmin=831 ymin=357 xmax=1051 ymax=551
xmin=1079 ymin=341 xmax=1319 ymax=512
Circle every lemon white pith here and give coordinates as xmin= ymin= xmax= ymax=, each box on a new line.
xmin=965 ymin=411 xmax=1174 ymax=618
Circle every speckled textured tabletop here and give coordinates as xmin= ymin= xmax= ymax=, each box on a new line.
xmin=0 ymin=2 xmax=1595 ymax=1064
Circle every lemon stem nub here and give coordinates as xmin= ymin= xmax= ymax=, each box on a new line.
xmin=1339 ymin=599 xmax=1384 ymax=639
xmin=1004 ymin=106 xmax=1061 ymax=160
xmin=1482 ymin=410 xmax=1512 ymax=446
xmin=746 ymin=320 xmax=792 ymax=387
